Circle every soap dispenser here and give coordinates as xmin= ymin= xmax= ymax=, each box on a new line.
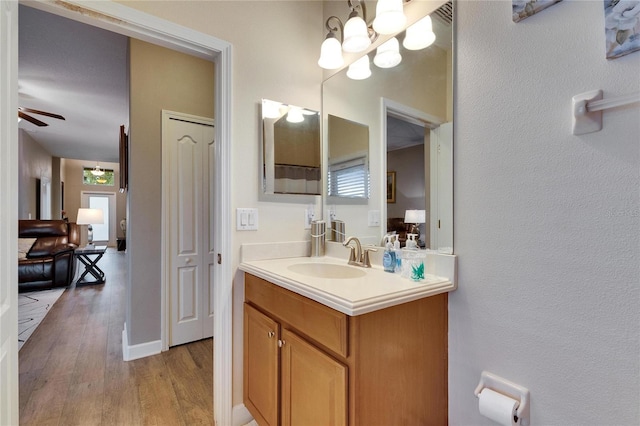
xmin=383 ymin=235 xmax=396 ymax=273
xmin=405 ymin=234 xmax=418 ymax=250
xmin=393 ymin=235 xmax=402 ymax=272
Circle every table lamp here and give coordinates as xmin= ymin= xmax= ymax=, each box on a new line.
xmin=404 ymin=209 xmax=426 ymax=242
xmin=77 ymin=208 xmax=104 ymax=246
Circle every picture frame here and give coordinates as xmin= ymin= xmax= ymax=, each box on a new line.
xmin=512 ymin=0 xmax=562 ymax=23
xmin=604 ymin=0 xmax=640 ymax=59
xmin=387 ymin=171 xmax=396 ymax=203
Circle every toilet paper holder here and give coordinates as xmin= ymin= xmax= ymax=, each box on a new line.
xmin=474 ymin=371 xmax=530 ymax=426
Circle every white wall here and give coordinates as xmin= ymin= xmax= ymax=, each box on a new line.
xmin=452 ymin=2 xmax=639 ymax=424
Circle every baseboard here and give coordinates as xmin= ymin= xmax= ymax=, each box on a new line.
xmin=233 ymin=403 xmax=254 ymax=426
xmin=122 ymin=322 xmax=162 ymax=361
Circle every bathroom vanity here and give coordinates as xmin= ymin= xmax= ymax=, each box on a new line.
xmin=241 ymin=255 xmax=455 ymax=426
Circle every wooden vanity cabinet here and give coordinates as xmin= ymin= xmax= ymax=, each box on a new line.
xmin=244 ymin=273 xmax=448 ymax=426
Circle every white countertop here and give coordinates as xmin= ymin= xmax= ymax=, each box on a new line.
xmin=239 ymin=255 xmax=456 ymax=316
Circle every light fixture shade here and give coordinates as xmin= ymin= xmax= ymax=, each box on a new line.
xmin=262 ymin=99 xmax=283 ymax=119
xmin=374 ymin=37 xmax=402 ymax=68
xmin=286 ymin=107 xmax=304 ymax=123
xmin=347 ymin=55 xmax=372 ymax=80
xmin=373 ymin=0 xmax=407 ymax=35
xmin=77 ymin=208 xmax=104 ymax=225
xmin=318 ymin=35 xmax=344 ymax=69
xmin=91 ymin=164 xmax=105 ymax=176
xmin=403 ymin=15 xmax=436 ymax=50
xmin=342 ymin=13 xmax=371 ymax=53
xmin=404 ymin=209 xmax=426 ymax=224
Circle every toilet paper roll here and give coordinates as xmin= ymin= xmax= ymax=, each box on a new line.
xmin=478 ymin=388 xmax=519 ymax=426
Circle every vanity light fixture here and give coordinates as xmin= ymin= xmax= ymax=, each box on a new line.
xmin=286 ymin=107 xmax=305 ymax=123
xmin=262 ymin=99 xmax=283 ymax=119
xmin=374 ymin=37 xmax=402 ymax=68
xmin=347 ymin=54 xmax=372 ymax=80
xmin=342 ymin=2 xmax=371 ymax=53
xmin=317 ymin=0 xmax=378 ymax=70
xmin=373 ymin=0 xmax=407 ymax=35
xmin=403 ymin=15 xmax=436 ymax=50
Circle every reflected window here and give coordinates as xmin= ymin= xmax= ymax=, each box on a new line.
xmin=328 ymin=156 xmax=370 ymax=198
xmin=83 ymin=168 xmax=115 ymax=186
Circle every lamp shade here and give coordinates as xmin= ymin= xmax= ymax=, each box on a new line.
xmin=404 ymin=209 xmax=426 ymax=224
xmin=374 ymin=37 xmax=402 ymax=68
xmin=347 ymin=55 xmax=372 ymax=80
xmin=403 ymin=15 xmax=436 ymax=50
xmin=318 ymin=35 xmax=344 ymax=69
xmin=342 ymin=12 xmax=371 ymax=53
xmin=286 ymin=107 xmax=304 ymax=123
xmin=373 ymin=0 xmax=407 ymax=35
xmin=77 ymin=208 xmax=104 ymax=225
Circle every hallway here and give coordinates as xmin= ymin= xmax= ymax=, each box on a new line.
xmin=18 ymin=249 xmax=214 ymax=425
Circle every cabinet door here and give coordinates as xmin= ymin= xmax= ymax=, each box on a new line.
xmin=280 ymin=329 xmax=347 ymax=426
xmin=244 ymin=304 xmax=279 ymax=426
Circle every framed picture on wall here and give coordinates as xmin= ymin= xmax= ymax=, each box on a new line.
xmin=512 ymin=0 xmax=562 ymax=22
xmin=604 ymin=0 xmax=640 ymax=59
xmin=387 ymin=171 xmax=396 ymax=203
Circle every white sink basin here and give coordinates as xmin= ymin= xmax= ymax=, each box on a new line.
xmin=287 ymin=263 xmax=367 ymax=279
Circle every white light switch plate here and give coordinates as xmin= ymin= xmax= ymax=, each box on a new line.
xmin=368 ymin=210 xmax=380 ymax=227
xmin=237 ymin=208 xmax=258 ymax=231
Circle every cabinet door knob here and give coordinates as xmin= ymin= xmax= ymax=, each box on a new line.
xmin=278 ymin=340 xmax=285 ymax=347
xmin=267 ymin=331 xmax=275 ymax=338
xmin=185 ymin=258 xmax=192 ymax=264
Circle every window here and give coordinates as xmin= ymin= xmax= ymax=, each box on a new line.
xmin=328 ymin=156 xmax=370 ymax=198
xmin=83 ymin=168 xmax=115 ymax=186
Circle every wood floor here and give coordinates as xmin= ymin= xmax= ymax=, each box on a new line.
xmin=18 ymin=249 xmax=214 ymax=425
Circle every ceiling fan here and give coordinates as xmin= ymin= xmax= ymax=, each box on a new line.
xmin=18 ymin=107 xmax=65 ymax=127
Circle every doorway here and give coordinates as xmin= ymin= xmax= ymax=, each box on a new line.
xmin=1 ymin=2 xmax=233 ymax=425
xmin=81 ymin=192 xmax=117 ymax=247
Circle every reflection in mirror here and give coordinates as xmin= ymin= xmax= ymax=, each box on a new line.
xmin=327 ymin=114 xmax=369 ymax=199
xmin=322 ymin=1 xmax=453 ymax=253
xmin=261 ymin=99 xmax=321 ymax=195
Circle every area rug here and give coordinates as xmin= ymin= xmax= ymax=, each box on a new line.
xmin=18 ymin=288 xmax=65 ymax=351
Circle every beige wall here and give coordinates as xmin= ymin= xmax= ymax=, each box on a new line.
xmin=62 ymin=158 xmax=126 ymax=243
xmin=119 ymin=1 xmax=324 ymax=408
xmin=18 ymin=129 xmax=53 ymax=219
xmin=128 ymin=38 xmax=215 ymax=344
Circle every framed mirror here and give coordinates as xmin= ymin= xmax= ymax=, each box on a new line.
xmin=261 ymin=99 xmax=321 ymax=196
xmin=322 ymin=1 xmax=453 ymax=253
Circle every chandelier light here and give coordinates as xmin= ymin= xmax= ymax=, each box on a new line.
xmin=374 ymin=37 xmax=402 ymax=68
xmin=403 ymin=15 xmax=436 ymax=50
xmin=91 ymin=163 xmax=105 ymax=176
xmin=373 ymin=0 xmax=407 ymax=35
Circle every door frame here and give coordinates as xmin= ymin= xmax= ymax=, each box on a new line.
xmin=4 ymin=1 xmax=233 ymax=425
xmin=161 ymin=110 xmax=215 ymax=349
xmin=380 ymin=98 xmax=443 ymax=242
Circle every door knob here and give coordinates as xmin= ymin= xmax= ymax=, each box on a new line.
xmin=185 ymin=258 xmax=192 ymax=264
xmin=267 ymin=331 xmax=275 ymax=338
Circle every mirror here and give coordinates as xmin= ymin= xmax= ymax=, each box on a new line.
xmin=327 ymin=114 xmax=369 ymax=199
xmin=261 ymin=99 xmax=321 ymax=195
xmin=322 ymin=1 xmax=453 ymax=253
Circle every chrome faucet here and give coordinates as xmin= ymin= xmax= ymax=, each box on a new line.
xmin=343 ymin=236 xmax=377 ymax=268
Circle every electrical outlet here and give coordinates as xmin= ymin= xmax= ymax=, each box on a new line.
xmin=304 ymin=208 xmax=315 ymax=229
xmin=327 ymin=206 xmax=336 ymax=222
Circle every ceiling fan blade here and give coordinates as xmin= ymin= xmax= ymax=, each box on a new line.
xmin=18 ymin=111 xmax=48 ymax=127
xmin=18 ymin=107 xmax=65 ymax=121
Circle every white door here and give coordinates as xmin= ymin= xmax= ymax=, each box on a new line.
xmin=164 ymin=112 xmax=215 ymax=346
xmin=81 ymin=192 xmax=116 ymax=247
xmin=430 ymin=122 xmax=453 ymax=252
xmin=0 ymin=0 xmax=19 ymax=423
